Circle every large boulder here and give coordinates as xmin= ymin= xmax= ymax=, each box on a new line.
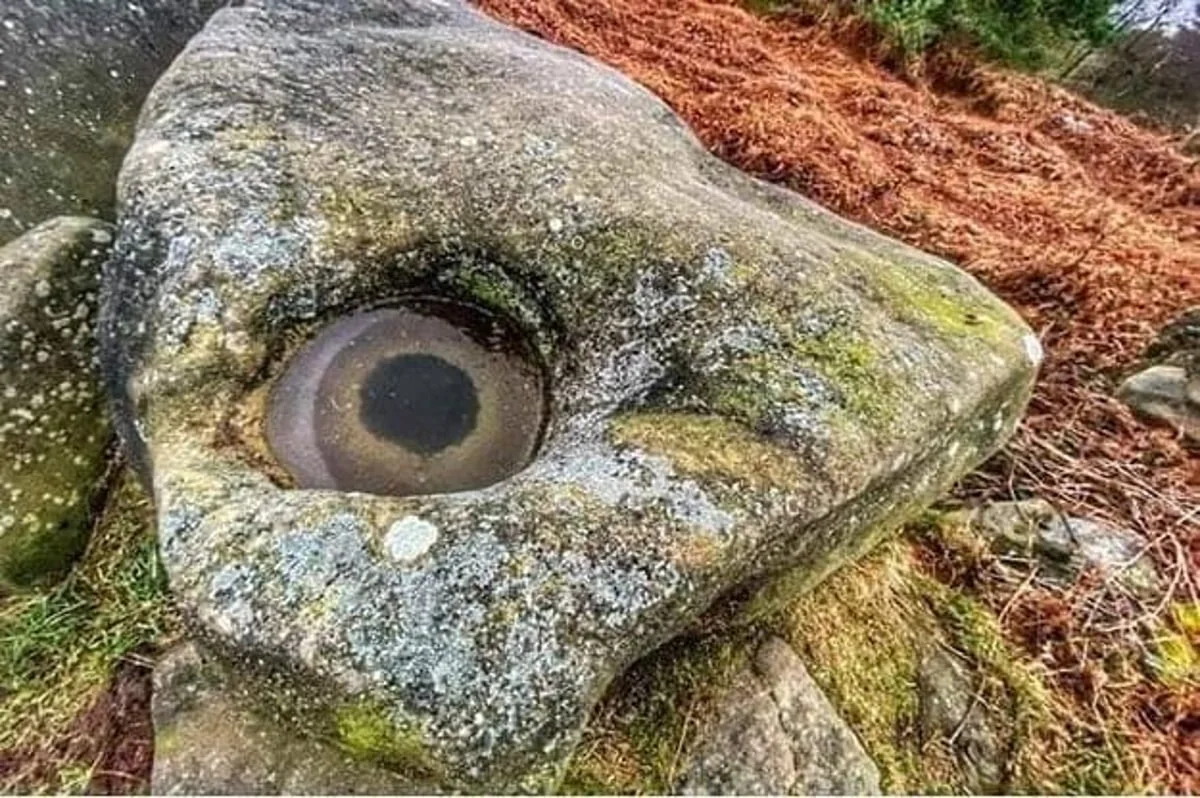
xmin=101 ymin=0 xmax=1039 ymax=789
xmin=0 ymin=0 xmax=222 ymax=245
xmin=0 ymin=216 xmax=112 ymax=590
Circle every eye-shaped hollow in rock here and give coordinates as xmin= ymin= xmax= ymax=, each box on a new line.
xmin=266 ymin=301 xmax=546 ymax=497
xmin=100 ymin=0 xmax=1040 ymax=790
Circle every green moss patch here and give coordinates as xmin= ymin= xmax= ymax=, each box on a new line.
xmin=611 ymin=411 xmax=805 ymax=493
xmin=1150 ymin=603 xmax=1200 ymax=687
xmin=775 ymin=526 xmax=1137 ymax=794
xmin=561 ymin=631 xmax=758 ymax=794
xmin=334 ymin=699 xmax=440 ymax=779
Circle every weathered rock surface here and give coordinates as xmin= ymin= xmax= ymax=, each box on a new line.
xmin=0 ymin=0 xmax=222 ymax=245
xmin=1118 ymin=307 xmax=1200 ymax=441
xmin=682 ymin=638 xmax=880 ymax=795
xmin=1118 ymin=365 xmax=1199 ymax=442
xmin=0 ymin=216 xmax=111 ymax=590
xmin=917 ymin=647 xmax=1006 ymax=793
xmin=102 ymin=0 xmax=1038 ymax=788
xmin=152 ymin=643 xmax=427 ymax=795
xmin=951 ymin=499 xmax=1160 ymax=594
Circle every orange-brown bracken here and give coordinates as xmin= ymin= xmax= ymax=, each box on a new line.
xmin=474 ymin=0 xmax=1199 ymax=790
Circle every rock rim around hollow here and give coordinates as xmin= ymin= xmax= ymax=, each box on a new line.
xmin=101 ymin=0 xmax=1041 ymax=789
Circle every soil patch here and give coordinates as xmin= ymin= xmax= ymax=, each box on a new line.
xmin=0 ymin=655 xmax=154 ymax=793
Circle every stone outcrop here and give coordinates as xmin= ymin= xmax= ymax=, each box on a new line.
xmin=100 ymin=0 xmax=1039 ymax=788
xmin=0 ymin=216 xmax=112 ymax=590
xmin=0 ymin=0 xmax=222 ymax=245
xmin=682 ymin=638 xmax=880 ymax=795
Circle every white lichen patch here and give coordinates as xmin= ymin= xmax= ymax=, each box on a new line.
xmin=1022 ymin=333 xmax=1044 ymax=366
xmin=383 ymin=516 xmax=440 ymax=564
xmin=0 ymin=216 xmax=112 ymax=588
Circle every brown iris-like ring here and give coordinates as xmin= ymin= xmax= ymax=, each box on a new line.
xmin=265 ymin=300 xmax=546 ymax=497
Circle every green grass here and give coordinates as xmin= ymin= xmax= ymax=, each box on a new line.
xmin=0 ymin=470 xmax=177 ymax=790
xmin=561 ymin=631 xmax=757 ymax=794
xmin=778 ymin=524 xmax=1140 ymax=794
xmin=748 ymin=0 xmax=1120 ymax=73
xmin=560 ymin=522 xmax=1143 ymax=794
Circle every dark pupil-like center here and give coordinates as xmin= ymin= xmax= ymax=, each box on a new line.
xmin=359 ymin=353 xmax=479 ymax=455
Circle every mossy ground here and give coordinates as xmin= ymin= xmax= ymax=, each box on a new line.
xmin=559 ymin=518 xmax=1165 ymax=795
xmin=777 ymin=527 xmax=1136 ymax=794
xmin=0 ymin=471 xmax=1187 ymax=794
xmin=561 ymin=629 xmax=758 ymax=794
xmin=0 ymin=469 xmax=179 ymax=792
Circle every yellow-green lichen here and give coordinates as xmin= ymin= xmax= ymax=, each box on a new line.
xmin=792 ymin=328 xmax=896 ymax=427
xmin=334 ymin=700 xmax=440 ymax=779
xmin=850 ymin=251 xmax=1015 ymax=350
xmin=611 ymin=411 xmax=806 ymax=493
xmin=317 ymin=184 xmax=417 ymax=262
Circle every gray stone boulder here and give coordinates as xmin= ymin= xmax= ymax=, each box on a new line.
xmin=152 ymin=643 xmax=430 ymax=795
xmin=0 ymin=216 xmax=112 ymax=590
xmin=1118 ymin=365 xmax=1199 ymax=442
xmin=1118 ymin=307 xmax=1200 ymax=442
xmin=682 ymin=637 xmax=880 ymax=795
xmin=101 ymin=0 xmax=1039 ymax=789
xmin=950 ymin=499 xmax=1160 ymax=594
xmin=0 ymin=0 xmax=222 ymax=245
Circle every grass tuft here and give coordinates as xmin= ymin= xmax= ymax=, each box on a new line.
xmin=0 ymin=469 xmax=177 ymax=792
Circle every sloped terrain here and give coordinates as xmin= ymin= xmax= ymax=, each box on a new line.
xmin=472 ymin=0 xmax=1198 ymax=791
xmin=1 ymin=1 xmax=1196 ymax=793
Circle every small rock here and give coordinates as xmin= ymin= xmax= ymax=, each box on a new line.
xmin=152 ymin=643 xmax=426 ymax=795
xmin=0 ymin=216 xmax=112 ymax=590
xmin=951 ymin=499 xmax=1160 ymax=594
xmin=1121 ymin=307 xmax=1200 ymax=440
xmin=917 ymin=648 xmax=1006 ymax=793
xmin=682 ymin=637 xmax=880 ymax=795
xmin=1118 ymin=364 xmax=1199 ymax=442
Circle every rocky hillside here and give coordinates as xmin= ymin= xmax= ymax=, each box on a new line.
xmin=473 ymin=0 xmax=1199 ymax=791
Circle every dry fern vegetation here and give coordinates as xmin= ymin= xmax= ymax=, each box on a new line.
xmin=1 ymin=0 xmax=1197 ymax=793
xmin=475 ymin=0 xmax=1198 ymax=791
